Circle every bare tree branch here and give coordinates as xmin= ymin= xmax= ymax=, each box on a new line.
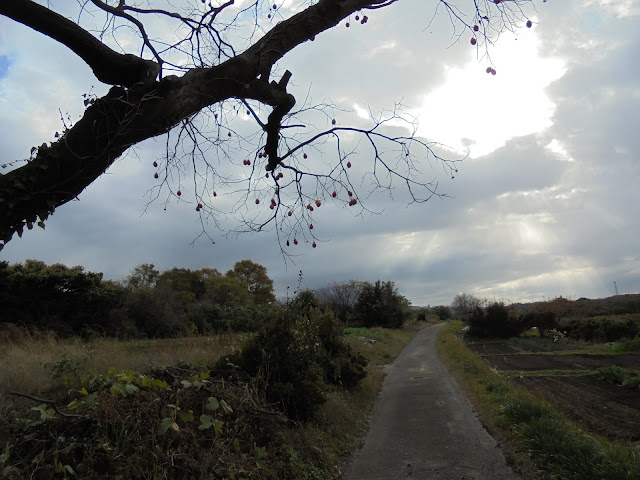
xmin=0 ymin=0 xmax=159 ymax=86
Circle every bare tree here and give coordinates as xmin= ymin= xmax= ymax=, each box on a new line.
xmin=315 ymin=280 xmax=365 ymax=322
xmin=0 ymin=0 xmax=537 ymax=251
xmin=451 ymin=292 xmax=483 ymax=319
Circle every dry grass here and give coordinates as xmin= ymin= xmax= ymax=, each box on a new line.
xmin=0 ymin=333 xmax=243 ymax=399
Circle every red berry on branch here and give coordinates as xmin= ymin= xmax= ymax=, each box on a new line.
xmin=309 ymin=224 xmax=314 ymax=230
xmin=347 ymin=161 xmax=352 ymax=168
xmin=255 ymin=199 xmax=260 ymax=204
xmin=288 ymin=211 xmax=292 ymax=216
xmin=303 ymin=153 xmax=308 ymax=159
xmin=470 ymin=37 xmax=477 ymax=45
xmin=177 ymin=190 xmax=182 ymax=196
xmin=332 ymin=119 xmax=336 ymax=125
xmin=228 ymin=132 xmax=232 ymax=137
xmin=312 ymin=242 xmax=317 ymax=248
xmin=198 ymin=203 xmax=203 ymax=209
xmin=294 ymin=238 xmax=298 ymax=245
xmin=348 ymin=191 xmax=353 ymax=197
xmin=332 ymin=191 xmax=337 ymax=198
xmin=355 ymin=15 xmax=360 ymax=21
xmin=315 ymin=200 xmax=321 ymax=207
xmin=526 ymin=20 xmax=533 ymax=28
xmin=213 ymin=191 xmax=217 ymax=197
xmin=153 ymin=161 xmax=158 ymax=167
xmin=474 ymin=25 xmax=479 ymax=32
xmin=346 ymin=22 xmax=350 ymax=28
xmin=154 ymin=173 xmax=159 ymax=179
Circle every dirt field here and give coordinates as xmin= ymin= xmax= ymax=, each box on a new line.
xmin=481 ymin=353 xmax=640 ymax=371
xmin=469 ymin=342 xmax=640 ymax=442
xmin=514 ymin=375 xmax=640 ymax=441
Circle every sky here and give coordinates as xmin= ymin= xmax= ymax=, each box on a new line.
xmin=1 ymin=0 xmax=639 ymax=306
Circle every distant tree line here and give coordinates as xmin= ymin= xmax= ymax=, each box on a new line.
xmin=0 ymin=260 xmax=414 ymax=339
xmin=450 ymin=292 xmax=640 ymax=341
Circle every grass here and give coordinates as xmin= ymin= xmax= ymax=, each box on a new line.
xmin=345 ymin=321 xmax=431 ymax=365
xmin=437 ymin=321 xmax=640 ymax=480
xmin=0 ymin=320 xmax=429 ymax=479
xmin=0 ymin=332 xmax=243 ymax=399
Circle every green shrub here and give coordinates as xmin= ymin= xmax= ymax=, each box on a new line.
xmin=485 ymin=379 xmax=507 ymax=394
xmin=613 ymin=336 xmax=640 ymax=353
xmin=561 ymin=316 xmax=639 ymax=343
xmin=596 ymin=365 xmax=628 ymax=385
xmin=215 ymin=306 xmax=366 ymax=421
xmin=466 ymin=302 xmax=525 ymax=338
xmin=622 ymin=375 xmax=640 ymax=391
xmin=354 ymin=281 xmax=410 ymax=329
xmin=500 ymin=397 xmax=554 ymax=425
xmin=431 ymin=305 xmax=452 ymax=321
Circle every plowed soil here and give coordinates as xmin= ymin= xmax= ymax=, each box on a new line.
xmin=482 ymin=353 xmax=640 ymax=371
xmin=514 ymin=375 xmax=640 ymax=441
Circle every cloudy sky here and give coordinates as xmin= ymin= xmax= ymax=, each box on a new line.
xmin=1 ymin=0 xmax=639 ymax=306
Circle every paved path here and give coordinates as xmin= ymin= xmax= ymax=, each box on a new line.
xmin=341 ymin=324 xmax=521 ymax=480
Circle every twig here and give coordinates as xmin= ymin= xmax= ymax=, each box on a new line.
xmin=9 ymin=391 xmax=87 ymax=418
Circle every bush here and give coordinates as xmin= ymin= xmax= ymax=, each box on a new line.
xmin=466 ymin=302 xmax=525 ymax=338
xmin=520 ymin=311 xmax=558 ymax=337
xmin=354 ymin=280 xmax=410 ymax=328
xmin=431 ymin=305 xmax=452 ymax=321
xmin=612 ymin=335 xmax=640 ymax=353
xmin=560 ymin=316 xmax=639 ymax=342
xmin=622 ymin=375 xmax=640 ymax=391
xmin=215 ymin=306 xmax=366 ymax=421
xmin=500 ymin=397 xmax=554 ymax=425
xmin=596 ymin=365 xmax=628 ymax=384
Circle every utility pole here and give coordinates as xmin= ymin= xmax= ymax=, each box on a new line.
xmin=614 ymin=281 xmax=619 ymax=296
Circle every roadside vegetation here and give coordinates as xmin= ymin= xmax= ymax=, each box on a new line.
xmin=438 ymin=292 xmax=640 ymax=480
xmin=0 ymin=258 xmax=433 ymax=479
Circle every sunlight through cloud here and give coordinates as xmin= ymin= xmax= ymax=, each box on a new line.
xmin=412 ymin=30 xmax=566 ymax=158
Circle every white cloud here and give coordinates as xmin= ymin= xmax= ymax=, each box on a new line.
xmin=411 ymin=30 xmax=566 ymax=158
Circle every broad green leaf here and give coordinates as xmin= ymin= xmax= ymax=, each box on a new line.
xmin=125 ymin=383 xmax=140 ymax=395
xmin=181 ymin=380 xmax=192 ymax=389
xmin=198 ymin=414 xmax=213 ymax=430
xmin=158 ymin=418 xmax=179 ymax=435
xmin=214 ymin=419 xmax=224 ymax=435
xmin=179 ymin=410 xmax=195 ymax=422
xmin=206 ymin=397 xmax=220 ymax=411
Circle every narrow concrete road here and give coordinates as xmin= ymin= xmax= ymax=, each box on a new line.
xmin=341 ymin=323 xmax=520 ymax=480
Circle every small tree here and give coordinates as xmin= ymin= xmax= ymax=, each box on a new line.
xmin=226 ymin=260 xmax=276 ymax=305
xmin=315 ymin=280 xmax=365 ymax=323
xmin=451 ymin=293 xmax=483 ymax=320
xmin=354 ymin=280 xmax=410 ymax=329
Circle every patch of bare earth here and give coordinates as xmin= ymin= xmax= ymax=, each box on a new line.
xmin=514 ymin=375 xmax=640 ymax=442
xmin=482 ymin=353 xmax=640 ymax=371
